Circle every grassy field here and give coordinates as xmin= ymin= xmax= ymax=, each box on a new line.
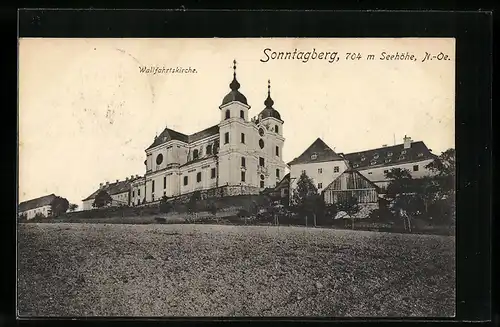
xmin=17 ymin=223 xmax=455 ymax=317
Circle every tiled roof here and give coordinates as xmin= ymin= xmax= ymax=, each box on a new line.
xmin=146 ymin=125 xmax=220 ymax=150
xmin=82 ymin=177 xmax=139 ymax=201
xmin=19 ymin=194 xmax=57 ymax=212
xmin=343 ymin=141 xmax=436 ymax=170
xmin=288 ymin=138 xmax=344 ymax=166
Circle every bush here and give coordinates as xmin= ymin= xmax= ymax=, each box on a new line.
xmin=368 ymin=206 xmax=396 ymax=222
xmin=154 ymin=217 xmax=166 ymax=224
xmin=159 ymin=196 xmax=173 ymax=213
xmin=237 ymin=209 xmax=251 ymax=218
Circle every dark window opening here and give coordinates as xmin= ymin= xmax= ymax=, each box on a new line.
xmin=275 ymin=125 xmax=279 ymax=133
xmin=183 ymin=176 xmax=188 ymax=185
xmin=163 ymin=177 xmax=166 ymax=189
xmin=260 ymin=181 xmax=265 ymax=188
xmin=241 ymin=157 xmax=246 ymax=168
xmin=206 ymin=144 xmax=212 ymax=155
xmin=241 ymin=133 xmax=245 ymax=144
xmin=275 ymin=146 xmax=279 ymax=156
xmin=211 ymin=168 xmax=216 ymax=179
xmin=152 ymin=180 xmax=155 ymax=193
xmin=224 ymin=132 xmax=229 ymax=144
xmin=241 ymin=171 xmax=246 ymax=182
xmin=413 ymin=165 xmax=419 ymax=172
xmin=240 ymin=110 xmax=244 ymax=119
xmin=197 ymin=172 xmax=202 ymax=183
xmin=225 ymin=110 xmax=230 ymax=120
xmin=276 ymin=169 xmax=280 ymax=178
xmin=259 ymin=157 xmax=265 ymax=167
xmin=193 ymin=149 xmax=199 ymax=160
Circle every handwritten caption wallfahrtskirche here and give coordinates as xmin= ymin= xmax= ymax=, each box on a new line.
xmin=259 ymin=48 xmax=452 ymax=63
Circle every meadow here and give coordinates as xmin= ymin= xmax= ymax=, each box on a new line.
xmin=17 ymin=223 xmax=455 ymax=317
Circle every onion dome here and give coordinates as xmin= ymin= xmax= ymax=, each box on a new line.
xmin=221 ymin=60 xmax=248 ymax=106
xmin=258 ymin=79 xmax=282 ymax=120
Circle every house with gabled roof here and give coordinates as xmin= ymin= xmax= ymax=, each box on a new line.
xmin=82 ymin=175 xmax=141 ymax=210
xmin=18 ymin=194 xmax=58 ymax=220
xmin=343 ymin=136 xmax=438 ymax=190
xmin=288 ymin=138 xmax=350 ymax=201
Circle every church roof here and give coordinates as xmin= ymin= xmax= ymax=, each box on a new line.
xmin=258 ymin=79 xmax=282 ymax=121
xmin=19 ymin=194 xmax=57 ymax=212
xmin=221 ymin=60 xmax=248 ymax=106
xmin=147 ymin=124 xmax=220 ymax=150
xmin=343 ymin=141 xmax=436 ymax=170
xmin=288 ymin=138 xmax=344 ymax=165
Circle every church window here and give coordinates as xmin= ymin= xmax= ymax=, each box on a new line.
xmin=163 ymin=177 xmax=166 ymax=189
xmin=138 ymin=189 xmax=141 ymax=196
xmin=241 ymin=133 xmax=245 ymax=144
xmin=259 ymin=139 xmax=265 ymax=149
xmin=260 ymin=181 xmax=265 ymax=188
xmin=259 ymin=128 xmax=265 ymax=136
xmin=224 ymin=132 xmax=229 ymax=144
xmin=334 ymin=166 xmax=340 ymax=173
xmin=156 ymin=154 xmax=163 ymax=165
xmin=183 ymin=176 xmax=188 ymax=186
xmin=276 ymin=169 xmax=280 ymax=178
xmin=211 ymin=168 xmax=216 ymax=179
xmin=132 ymin=190 xmax=135 ymax=197
xmin=241 ymin=157 xmax=246 ymax=168
xmin=193 ymin=149 xmax=199 ymax=160
xmin=259 ymin=157 xmax=265 ymax=167
xmin=275 ymin=125 xmax=279 ymax=133
xmin=260 ymin=174 xmax=265 ymax=180
xmin=241 ymin=171 xmax=246 ymax=182
xmin=275 ymin=146 xmax=279 ymax=156
xmin=225 ymin=109 xmax=230 ymax=120
xmin=152 ymin=194 xmax=155 ymax=202
xmin=206 ymin=144 xmax=212 ymax=155
xmin=197 ymin=172 xmax=202 ymax=183
xmin=240 ymin=110 xmax=245 ymax=119
xmin=152 ymin=180 xmax=155 ymax=193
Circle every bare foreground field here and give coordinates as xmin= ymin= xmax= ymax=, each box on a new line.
xmin=17 ymin=223 xmax=455 ymax=317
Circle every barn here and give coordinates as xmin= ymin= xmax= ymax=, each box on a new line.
xmin=322 ymin=168 xmax=381 ymax=218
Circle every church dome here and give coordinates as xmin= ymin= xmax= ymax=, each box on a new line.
xmin=258 ymin=79 xmax=282 ymax=121
xmin=221 ymin=60 xmax=248 ymax=106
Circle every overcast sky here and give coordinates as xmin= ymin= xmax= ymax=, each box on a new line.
xmin=19 ymin=38 xmax=455 ymax=208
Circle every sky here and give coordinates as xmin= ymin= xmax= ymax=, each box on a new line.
xmin=18 ymin=38 xmax=455 ymax=208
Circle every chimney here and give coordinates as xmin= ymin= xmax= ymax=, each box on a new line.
xmin=131 ymin=175 xmax=134 ymax=179
xmin=99 ymin=182 xmax=104 ymax=189
xmin=116 ymin=179 xmax=119 ymax=183
xmin=126 ymin=177 xmax=129 ymax=181
xmin=403 ymin=135 xmax=412 ymax=149
xmin=106 ymin=181 xmax=109 ymax=186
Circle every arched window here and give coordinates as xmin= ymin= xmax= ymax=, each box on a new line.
xmin=225 ymin=109 xmax=230 ymax=120
xmin=193 ymin=149 xmax=199 ymax=160
xmin=241 ymin=157 xmax=246 ymax=168
xmin=275 ymin=125 xmax=279 ymax=133
xmin=240 ymin=110 xmax=245 ymax=119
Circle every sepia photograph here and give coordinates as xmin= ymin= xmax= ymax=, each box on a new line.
xmin=17 ymin=37 xmax=456 ymax=317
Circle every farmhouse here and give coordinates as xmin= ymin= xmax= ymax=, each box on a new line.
xmin=82 ymin=175 xmax=141 ymax=210
xmin=135 ymin=60 xmax=287 ymax=204
xmin=18 ymin=194 xmax=57 ymax=220
xmin=343 ymin=136 xmax=437 ymax=190
xmin=323 ymin=168 xmax=381 ymax=218
xmin=288 ymin=138 xmax=349 ymax=198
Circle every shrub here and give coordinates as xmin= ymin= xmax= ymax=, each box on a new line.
xmin=159 ymin=196 xmax=172 ymax=213
xmin=154 ymin=217 xmax=166 ymax=224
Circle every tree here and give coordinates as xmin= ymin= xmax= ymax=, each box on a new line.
xmin=425 ymin=148 xmax=456 ymax=198
xmin=292 ymin=171 xmax=322 ymax=227
xmin=69 ymin=203 xmax=79 ymax=212
xmin=186 ymin=191 xmax=201 ymax=222
xmin=93 ymin=190 xmax=113 ymax=208
xmin=50 ymin=196 xmax=69 ymax=217
xmin=336 ymin=195 xmax=359 ymax=229
xmin=159 ymin=195 xmax=173 ymax=214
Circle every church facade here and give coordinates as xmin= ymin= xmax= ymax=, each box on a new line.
xmin=130 ymin=61 xmax=287 ymax=205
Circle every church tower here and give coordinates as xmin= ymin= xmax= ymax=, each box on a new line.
xmin=217 ymin=60 xmax=253 ymax=188
xmin=255 ymin=80 xmax=286 ymax=188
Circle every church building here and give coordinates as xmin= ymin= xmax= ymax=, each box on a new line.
xmin=131 ymin=60 xmax=287 ymax=204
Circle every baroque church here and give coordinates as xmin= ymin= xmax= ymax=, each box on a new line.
xmin=129 ymin=60 xmax=287 ymax=205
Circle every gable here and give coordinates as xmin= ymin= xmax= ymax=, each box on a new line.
xmin=19 ymin=194 xmax=57 ymax=212
xmin=324 ymin=169 xmax=379 ymax=191
xmin=288 ymin=138 xmax=343 ymax=166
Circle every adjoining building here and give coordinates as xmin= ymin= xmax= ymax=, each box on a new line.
xmin=323 ymin=168 xmax=381 ymax=218
xmin=137 ymin=61 xmax=287 ymax=203
xmin=18 ymin=194 xmax=57 ymax=220
xmin=288 ymin=138 xmax=349 ymax=202
xmin=343 ymin=136 xmax=437 ymax=190
xmin=82 ymin=175 xmax=141 ymax=210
